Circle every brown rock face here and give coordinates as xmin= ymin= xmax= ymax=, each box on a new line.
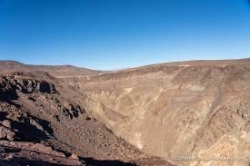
xmin=61 ymin=59 xmax=250 ymax=166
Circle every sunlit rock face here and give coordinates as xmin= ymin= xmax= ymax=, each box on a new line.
xmin=71 ymin=60 xmax=250 ymax=166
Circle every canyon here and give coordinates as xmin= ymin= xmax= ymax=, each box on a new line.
xmin=1 ymin=59 xmax=250 ymax=166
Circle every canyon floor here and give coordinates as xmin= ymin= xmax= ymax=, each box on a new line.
xmin=0 ymin=59 xmax=250 ymax=166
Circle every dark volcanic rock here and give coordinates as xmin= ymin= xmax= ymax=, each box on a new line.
xmin=0 ymin=75 xmax=57 ymax=102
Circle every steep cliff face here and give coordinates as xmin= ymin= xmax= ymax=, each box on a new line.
xmin=70 ymin=60 xmax=250 ymax=166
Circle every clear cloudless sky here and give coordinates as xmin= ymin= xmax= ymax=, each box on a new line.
xmin=0 ymin=0 xmax=250 ymax=70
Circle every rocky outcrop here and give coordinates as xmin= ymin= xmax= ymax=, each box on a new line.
xmin=0 ymin=102 xmax=53 ymax=142
xmin=0 ymin=141 xmax=82 ymax=166
xmin=0 ymin=123 xmax=15 ymax=141
xmin=60 ymin=104 xmax=85 ymax=119
xmin=0 ymin=75 xmax=56 ymax=102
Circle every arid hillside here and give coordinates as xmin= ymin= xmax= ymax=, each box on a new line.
xmin=0 ymin=61 xmax=102 ymax=77
xmin=1 ymin=59 xmax=250 ymax=166
xmin=59 ymin=58 xmax=250 ymax=166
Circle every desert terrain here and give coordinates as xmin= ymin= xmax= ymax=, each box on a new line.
xmin=1 ymin=59 xmax=250 ymax=166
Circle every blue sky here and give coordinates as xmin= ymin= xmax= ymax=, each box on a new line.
xmin=0 ymin=0 xmax=250 ymax=69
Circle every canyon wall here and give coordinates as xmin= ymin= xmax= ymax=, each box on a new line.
xmin=72 ymin=62 xmax=250 ymax=166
